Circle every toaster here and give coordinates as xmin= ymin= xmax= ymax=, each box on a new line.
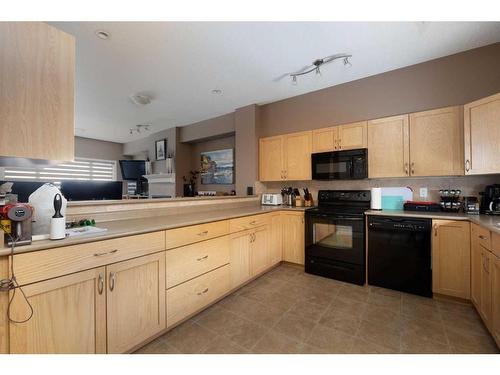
xmin=261 ymin=193 xmax=283 ymax=206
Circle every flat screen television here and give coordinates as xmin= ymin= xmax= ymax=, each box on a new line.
xmin=119 ymin=160 xmax=147 ymax=181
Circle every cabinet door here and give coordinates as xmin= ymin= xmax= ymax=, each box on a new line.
xmin=284 ymin=131 xmax=312 ymax=181
xmin=409 ymin=106 xmax=464 ymax=176
xmin=432 ymin=220 xmax=471 ymax=299
xmin=367 ymin=115 xmax=410 ymax=178
xmin=480 ymin=249 xmax=492 ymax=329
xmin=471 ymin=229 xmax=482 ymax=309
xmin=259 ymin=136 xmax=284 ymax=181
xmin=251 ymin=225 xmax=271 ymax=276
xmin=492 ymin=255 xmax=500 ymax=346
xmin=282 ymin=212 xmax=305 ymax=265
xmin=229 ymin=230 xmax=252 ymax=288
xmin=312 ymin=127 xmax=336 ymax=152
xmin=338 ymin=121 xmax=367 ymax=151
xmin=464 ymin=92 xmax=500 ymax=175
xmin=269 ymin=213 xmax=283 ymax=265
xmin=9 ymin=268 xmax=106 ymax=354
xmin=0 ymin=22 xmax=75 ymax=161
xmin=106 ymin=253 xmax=166 ymax=354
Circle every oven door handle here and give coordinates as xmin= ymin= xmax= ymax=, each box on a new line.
xmin=309 ymin=214 xmax=364 ymax=221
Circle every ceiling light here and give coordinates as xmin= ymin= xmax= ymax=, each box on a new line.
xmin=129 ymin=94 xmax=153 ymax=106
xmin=95 ymin=30 xmax=111 ymax=40
xmin=211 ymin=89 xmax=222 ymax=95
xmin=287 ymin=53 xmax=352 ymax=85
xmin=129 ymin=124 xmax=151 ymax=135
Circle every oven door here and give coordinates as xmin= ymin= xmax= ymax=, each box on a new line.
xmin=311 ymin=152 xmax=353 ymax=180
xmin=305 ymin=213 xmax=365 ymax=265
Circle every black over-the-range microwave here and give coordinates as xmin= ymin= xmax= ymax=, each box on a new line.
xmin=311 ymin=148 xmax=368 ymax=180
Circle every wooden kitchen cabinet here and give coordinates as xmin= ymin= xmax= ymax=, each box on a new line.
xmin=9 ymin=267 xmax=106 ymax=354
xmin=432 ymin=220 xmax=470 ymax=299
xmin=464 ymin=92 xmax=500 ymax=175
xmin=251 ymin=225 xmax=271 ymax=276
xmin=106 ymin=253 xmax=166 ymax=354
xmin=229 ymin=231 xmax=252 ymax=288
xmin=259 ymin=131 xmax=312 ymax=181
xmin=0 ymin=22 xmax=75 ymax=161
xmin=471 ymin=225 xmax=483 ymax=309
xmin=337 ymin=121 xmax=367 ymax=151
xmin=367 ymin=115 xmax=410 ymax=178
xmin=479 ymin=248 xmax=493 ymax=329
xmin=282 ymin=212 xmax=305 ymax=265
xmin=409 ymin=106 xmax=464 ymax=177
xmin=492 ymin=254 xmax=500 ymax=346
xmin=269 ymin=213 xmax=283 ymax=265
xmin=312 ymin=127 xmax=337 ymax=153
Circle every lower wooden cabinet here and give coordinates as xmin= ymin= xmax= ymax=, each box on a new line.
xmin=471 ymin=230 xmax=482 ymax=308
xmin=106 ymin=253 xmax=166 ymax=353
xmin=251 ymin=225 xmax=271 ymax=276
xmin=269 ymin=213 xmax=283 ymax=265
xmin=479 ymin=249 xmax=493 ymax=329
xmin=229 ymin=230 xmax=252 ymax=288
xmin=9 ymin=267 xmax=106 ymax=354
xmin=432 ymin=220 xmax=471 ymax=299
xmin=492 ymin=255 xmax=500 ymax=346
xmin=282 ymin=212 xmax=305 ymax=265
xmin=166 ymin=264 xmax=230 ymax=328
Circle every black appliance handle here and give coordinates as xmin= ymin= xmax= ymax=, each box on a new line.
xmin=309 ymin=214 xmax=363 ymax=221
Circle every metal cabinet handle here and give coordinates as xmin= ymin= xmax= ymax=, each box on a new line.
xmin=479 ymin=235 xmax=487 ymax=240
xmin=109 ymin=272 xmax=116 ymax=292
xmin=197 ymin=288 xmax=209 ymax=296
xmin=411 ymin=162 xmax=415 ymax=175
xmin=404 ymin=162 xmax=409 ymax=176
xmin=94 ymin=249 xmax=118 ymax=257
xmin=433 ymin=224 xmax=438 ymax=236
xmin=197 ymin=230 xmax=209 ymax=236
xmin=338 ymin=139 xmax=342 ymax=150
xmin=465 ymin=159 xmax=470 ymax=172
xmin=197 ymin=255 xmax=209 ymax=261
xmin=250 ymin=220 xmax=257 ymax=225
xmin=98 ymin=273 xmax=104 ymax=295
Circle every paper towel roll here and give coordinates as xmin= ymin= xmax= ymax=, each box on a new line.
xmin=371 ymin=188 xmax=382 ymax=210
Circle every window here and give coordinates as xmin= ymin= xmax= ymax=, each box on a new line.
xmin=0 ymin=157 xmax=117 ymax=185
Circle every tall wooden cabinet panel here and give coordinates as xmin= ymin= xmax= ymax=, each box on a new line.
xmin=259 ymin=136 xmax=285 ymax=181
xmin=338 ymin=121 xmax=367 ymax=150
xmin=367 ymin=115 xmax=410 ymax=178
xmin=471 ymin=226 xmax=482 ymax=309
xmin=464 ymin=92 xmax=500 ymax=175
xmin=432 ymin=220 xmax=470 ymax=299
xmin=9 ymin=268 xmax=106 ymax=354
xmin=0 ymin=22 xmax=75 ymax=161
xmin=282 ymin=212 xmax=305 ymax=265
xmin=492 ymin=255 xmax=500 ymax=346
xmin=251 ymin=225 xmax=271 ymax=276
xmin=480 ymin=249 xmax=492 ymax=329
xmin=284 ymin=131 xmax=312 ymax=181
xmin=106 ymin=253 xmax=166 ymax=354
xmin=229 ymin=231 xmax=252 ymax=288
xmin=269 ymin=213 xmax=283 ymax=265
xmin=409 ymin=106 xmax=464 ymax=176
xmin=312 ymin=127 xmax=336 ymax=152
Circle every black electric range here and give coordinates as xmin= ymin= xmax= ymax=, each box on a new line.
xmin=305 ymin=190 xmax=370 ymax=285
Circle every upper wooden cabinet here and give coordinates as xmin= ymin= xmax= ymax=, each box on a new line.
xmin=464 ymin=92 xmax=500 ymax=175
xmin=368 ymin=115 xmax=410 ymax=178
xmin=259 ymin=131 xmax=312 ymax=181
xmin=312 ymin=122 xmax=367 ymax=153
xmin=0 ymin=22 xmax=75 ymax=161
xmin=432 ymin=220 xmax=471 ymax=299
xmin=409 ymin=106 xmax=464 ymax=177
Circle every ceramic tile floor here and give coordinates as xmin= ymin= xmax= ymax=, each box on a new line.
xmin=135 ymin=264 xmax=499 ymax=354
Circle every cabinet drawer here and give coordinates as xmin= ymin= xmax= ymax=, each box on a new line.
xmin=492 ymin=232 xmax=500 ymax=258
xmin=166 ymin=264 xmax=230 ymax=328
xmin=472 ymin=224 xmax=491 ymax=251
xmin=229 ymin=214 xmax=270 ymax=233
xmin=11 ymin=232 xmax=165 ymax=286
xmin=166 ymin=236 xmax=230 ymax=288
xmin=165 ymin=220 xmax=229 ymax=249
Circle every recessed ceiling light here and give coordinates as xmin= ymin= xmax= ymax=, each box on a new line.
xmin=211 ymin=89 xmax=222 ymax=95
xmin=95 ymin=30 xmax=111 ymax=40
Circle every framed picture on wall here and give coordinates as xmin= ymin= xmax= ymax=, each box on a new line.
xmin=200 ymin=148 xmax=234 ymax=184
xmin=155 ymin=139 xmax=167 ymax=160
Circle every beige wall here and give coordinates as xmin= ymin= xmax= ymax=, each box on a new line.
xmin=179 ymin=112 xmax=235 ymax=143
xmin=259 ymin=42 xmax=500 ymax=137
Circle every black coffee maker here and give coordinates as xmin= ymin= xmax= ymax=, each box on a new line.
xmin=480 ymin=184 xmax=500 ymax=214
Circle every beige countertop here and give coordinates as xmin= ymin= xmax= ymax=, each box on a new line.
xmin=365 ymin=209 xmax=500 ymax=235
xmin=1 ymin=205 xmax=308 ymax=257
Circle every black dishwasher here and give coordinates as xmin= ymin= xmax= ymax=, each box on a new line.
xmin=367 ymin=216 xmax=432 ymax=297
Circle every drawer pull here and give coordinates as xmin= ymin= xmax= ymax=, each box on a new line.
xmin=197 ymin=230 xmax=209 ymax=236
xmin=98 ymin=273 xmax=104 ymax=295
xmin=94 ymin=249 xmax=118 ymax=257
xmin=479 ymin=235 xmax=487 ymax=240
xmin=197 ymin=255 xmax=209 ymax=261
xmin=109 ymin=272 xmax=116 ymax=292
xmin=197 ymin=287 xmax=209 ymax=296
xmin=250 ymin=220 xmax=257 ymax=225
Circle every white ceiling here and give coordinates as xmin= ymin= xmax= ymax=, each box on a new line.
xmin=50 ymin=22 xmax=500 ymax=143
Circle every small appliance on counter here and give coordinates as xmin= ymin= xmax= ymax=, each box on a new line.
xmin=463 ymin=196 xmax=480 ymax=215
xmin=439 ymin=189 xmax=462 ymax=212
xmin=1 ymin=203 xmax=34 ymax=246
xmin=480 ymin=184 xmax=500 ymax=215
xmin=404 ymin=201 xmax=442 ymax=212
xmin=261 ymin=193 xmax=283 ymax=206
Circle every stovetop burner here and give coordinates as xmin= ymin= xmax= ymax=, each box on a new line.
xmin=308 ymin=189 xmax=371 ymax=216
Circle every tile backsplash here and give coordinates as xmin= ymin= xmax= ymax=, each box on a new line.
xmin=256 ymin=175 xmax=500 ymax=203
